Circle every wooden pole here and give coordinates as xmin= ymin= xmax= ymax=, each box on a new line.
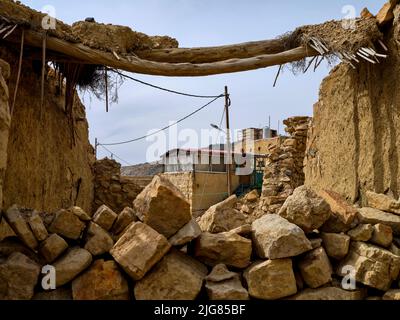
xmin=225 ymin=86 xmax=232 ymax=196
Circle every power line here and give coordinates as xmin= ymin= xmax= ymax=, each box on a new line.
xmin=98 ymin=144 xmax=133 ymax=166
xmin=99 ymin=94 xmax=224 ymax=146
xmin=108 ymin=68 xmax=223 ymax=99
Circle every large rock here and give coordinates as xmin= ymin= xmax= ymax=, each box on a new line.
xmin=134 ymin=250 xmax=207 ymax=300
xmin=289 ymin=287 xmax=365 ymax=300
xmin=0 ymin=252 xmax=41 ymax=300
xmin=279 ymin=186 xmax=331 ymax=233
xmin=72 ymin=259 xmax=129 ymax=300
xmin=53 ymin=247 xmax=93 ymax=286
xmin=0 ymin=218 xmax=16 ymax=242
xmin=251 ymin=214 xmax=312 ymax=259
xmin=205 ymin=264 xmax=249 ymax=300
xmin=133 ymin=175 xmax=191 ymax=238
xmin=48 ymin=209 xmax=86 ymax=240
xmin=39 ymin=233 xmax=69 ymax=263
xmin=198 ymin=195 xmax=247 ymax=233
xmin=358 ymin=207 xmax=400 ymax=235
xmin=4 ymin=205 xmax=38 ymax=250
xmin=319 ymin=190 xmax=358 ymax=225
xmin=169 ymin=219 xmax=201 ymax=246
xmin=371 ymin=223 xmax=393 ymax=248
xmin=298 ymin=247 xmax=332 ymax=288
xmin=337 ymin=242 xmax=400 ymax=291
xmin=84 ymin=222 xmax=114 ymax=256
xmin=68 ymin=206 xmax=92 ymax=221
xmin=321 ymin=232 xmax=350 ymax=260
xmin=366 ymin=191 xmax=400 ymax=215
xmin=347 ymin=224 xmax=373 ymax=241
xmin=244 ymin=259 xmax=297 ymax=300
xmin=383 ymin=289 xmax=400 ymax=300
xmin=194 ymin=232 xmax=252 ymax=268
xmin=27 ymin=212 xmax=48 ymax=242
xmin=110 ymin=222 xmax=171 ymax=281
xmin=111 ymin=207 xmax=137 ymax=235
xmin=93 ymin=205 xmax=118 ymax=231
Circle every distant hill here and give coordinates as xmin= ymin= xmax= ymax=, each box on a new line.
xmin=121 ymin=162 xmax=164 ymax=177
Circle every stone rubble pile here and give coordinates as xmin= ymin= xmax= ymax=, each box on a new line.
xmin=1 ymin=174 xmax=400 ymax=300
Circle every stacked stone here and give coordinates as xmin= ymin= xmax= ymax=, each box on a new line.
xmin=93 ymin=159 xmax=143 ymax=213
xmin=1 ymin=179 xmax=400 ymax=301
xmin=260 ymin=116 xmax=311 ymax=214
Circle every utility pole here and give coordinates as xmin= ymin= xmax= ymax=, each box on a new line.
xmin=225 ymin=86 xmax=232 ymax=196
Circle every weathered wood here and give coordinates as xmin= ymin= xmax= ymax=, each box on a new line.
xmin=5 ymin=29 xmax=318 ymax=77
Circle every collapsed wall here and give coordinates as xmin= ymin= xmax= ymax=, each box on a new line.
xmin=0 ymin=47 xmax=94 ymax=213
xmin=304 ymin=7 xmax=400 ymax=205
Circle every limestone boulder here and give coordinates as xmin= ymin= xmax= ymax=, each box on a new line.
xmin=347 ymin=224 xmax=373 ymax=241
xmin=4 ymin=205 xmax=38 ymax=250
xmin=133 ymin=175 xmax=191 ymax=238
xmin=110 ymin=222 xmax=171 ymax=281
xmin=194 ymin=231 xmax=252 ymax=268
xmin=358 ymin=207 xmax=400 ymax=235
xmin=72 ymin=259 xmax=129 ymax=300
xmin=111 ymin=207 xmax=137 ymax=235
xmin=27 ymin=212 xmax=48 ymax=242
xmin=134 ymin=250 xmax=207 ymax=300
xmin=319 ymin=190 xmax=358 ymax=225
xmin=169 ymin=219 xmax=201 ymax=246
xmin=93 ymin=205 xmax=118 ymax=231
xmin=321 ymin=232 xmax=350 ymax=260
xmin=0 ymin=252 xmax=41 ymax=300
xmin=337 ymin=242 xmax=400 ymax=291
xmin=383 ymin=289 xmax=400 ymax=300
xmin=0 ymin=218 xmax=16 ymax=242
xmin=279 ymin=186 xmax=331 ymax=233
xmin=298 ymin=247 xmax=332 ymax=288
xmin=48 ymin=209 xmax=86 ymax=240
xmin=84 ymin=222 xmax=114 ymax=256
xmin=39 ymin=233 xmax=69 ymax=263
xmin=289 ymin=287 xmax=365 ymax=300
xmin=244 ymin=259 xmax=297 ymax=300
xmin=251 ymin=214 xmax=312 ymax=260
xmin=198 ymin=195 xmax=247 ymax=233
xmin=68 ymin=206 xmax=92 ymax=221
xmin=371 ymin=223 xmax=393 ymax=248
xmin=205 ymin=264 xmax=249 ymax=300
xmin=53 ymin=247 xmax=93 ymax=287
xmin=366 ymin=191 xmax=400 ymax=215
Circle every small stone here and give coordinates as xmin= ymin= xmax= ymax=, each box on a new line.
xmin=84 ymin=222 xmax=114 ymax=256
xmin=298 ymin=247 xmax=332 ymax=289
xmin=133 ymin=175 xmax=191 ymax=238
xmin=243 ymin=190 xmax=259 ymax=203
xmin=227 ymin=224 xmax=252 ymax=236
xmin=134 ymin=250 xmax=207 ymax=300
xmin=111 ymin=207 xmax=137 ymax=235
xmin=110 ymin=222 xmax=171 ymax=281
xmin=251 ymin=214 xmax=312 ymax=260
xmin=347 ymin=224 xmax=373 ymax=241
xmin=321 ymin=233 xmax=350 ymax=260
xmin=39 ymin=234 xmax=69 ymax=263
xmin=205 ymin=264 xmax=249 ymax=300
xmin=28 ymin=212 xmax=48 ymax=242
xmin=289 ymin=287 xmax=365 ymax=300
xmin=358 ymin=207 xmax=400 ymax=235
xmin=53 ymin=247 xmax=93 ymax=287
xmin=4 ymin=205 xmax=38 ymax=250
xmin=72 ymin=259 xmax=129 ymax=300
xmin=68 ymin=206 xmax=92 ymax=221
xmin=48 ymin=209 xmax=86 ymax=240
xmin=0 ymin=252 xmax=41 ymax=300
xmin=361 ymin=7 xmax=374 ymax=19
xmin=310 ymin=238 xmax=322 ymax=249
xmin=371 ymin=224 xmax=393 ymax=248
xmin=383 ymin=289 xmax=400 ymax=300
xmin=194 ymin=232 xmax=252 ymax=269
xmin=244 ymin=259 xmax=297 ymax=300
xmin=169 ymin=219 xmax=201 ymax=246
xmin=199 ymin=195 xmax=247 ymax=233
xmin=93 ymin=205 xmax=118 ymax=231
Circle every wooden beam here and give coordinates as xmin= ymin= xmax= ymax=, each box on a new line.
xmin=5 ymin=29 xmax=318 ymax=77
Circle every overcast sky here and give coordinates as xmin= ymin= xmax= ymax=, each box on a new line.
xmin=22 ymin=0 xmax=386 ymax=165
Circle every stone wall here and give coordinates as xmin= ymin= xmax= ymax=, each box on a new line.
xmin=0 ymin=59 xmax=10 ymax=212
xmin=0 ymin=47 xmax=94 ymax=213
xmin=304 ymin=7 xmax=400 ymax=205
xmin=93 ymin=159 xmax=144 ymax=214
xmin=260 ymin=116 xmax=311 ymax=213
